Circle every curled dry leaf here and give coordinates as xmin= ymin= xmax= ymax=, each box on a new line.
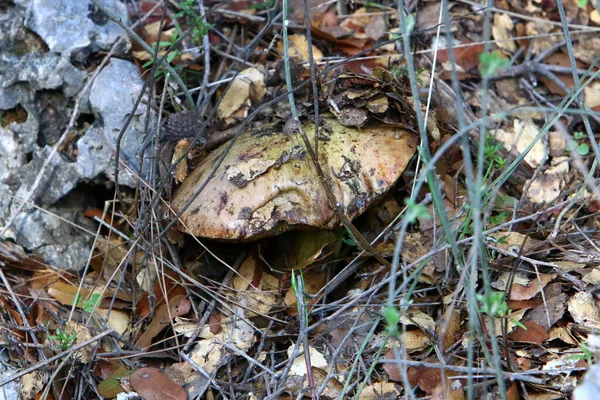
xmin=230 ymin=254 xmax=279 ymax=317
xmin=492 ymin=14 xmax=516 ymax=52
xmin=19 ymin=371 xmax=44 ymax=400
xmin=135 ymin=294 xmax=191 ymax=349
xmin=359 ymin=382 xmax=401 ymax=400
xmin=217 ymin=67 xmax=266 ymax=123
xmin=171 ymin=117 xmax=417 ymax=241
xmin=61 ymin=320 xmax=93 ymax=363
xmin=400 ymin=308 xmax=436 ymax=333
xmin=94 ymin=308 xmax=130 ymax=336
xmin=494 ymin=119 xmax=545 ymax=170
xmin=507 ymin=320 xmax=549 ymax=345
xmin=129 ymin=368 xmax=187 ymax=400
xmin=568 ymin=292 xmax=600 ymax=331
xmin=288 ymin=344 xmax=328 ymax=376
xmin=276 ymin=34 xmax=323 ymax=62
xmin=509 ymin=273 xmax=556 ymax=301
xmin=401 ymin=329 xmax=432 ymax=351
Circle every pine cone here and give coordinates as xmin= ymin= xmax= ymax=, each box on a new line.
xmin=161 ymin=110 xmax=204 ymax=144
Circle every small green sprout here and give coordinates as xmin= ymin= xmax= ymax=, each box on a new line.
xmin=477 ymin=292 xmax=527 ymax=330
xmin=175 ymin=0 xmax=214 ymax=45
xmin=477 ymin=292 xmax=508 ymax=317
xmin=48 ymin=328 xmax=77 ymax=350
xmin=566 ymin=131 xmax=590 ymax=156
xmin=73 ymin=293 xmax=102 ymax=313
xmin=568 ymin=342 xmax=593 ymax=364
xmin=383 ymin=306 xmax=401 ymax=338
xmin=479 ymin=51 xmax=511 ymax=77
xmin=404 ymin=199 xmax=431 ymax=224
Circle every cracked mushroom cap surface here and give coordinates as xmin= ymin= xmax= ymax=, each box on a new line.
xmin=170 ymin=117 xmax=418 ymax=241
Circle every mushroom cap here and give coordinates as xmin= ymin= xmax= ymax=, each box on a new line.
xmin=170 ymin=117 xmax=417 ymax=241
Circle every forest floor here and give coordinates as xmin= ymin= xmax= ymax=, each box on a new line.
xmin=3 ymin=0 xmax=600 ymax=399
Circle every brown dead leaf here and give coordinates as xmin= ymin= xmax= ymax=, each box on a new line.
xmin=381 ymin=349 xmax=403 ymax=382
xmin=233 ymin=252 xmax=262 ymax=291
xmin=507 ymin=320 xmax=549 ymax=345
xmin=276 ymin=34 xmax=323 ymax=62
xmin=48 ymin=280 xmax=90 ymax=306
xmin=94 ymin=308 xmax=130 ymax=336
xmin=310 ymin=23 xmax=367 ymax=56
xmin=401 ymin=308 xmax=436 ymax=333
xmin=310 ymin=367 xmax=343 ymax=398
xmin=19 ymin=371 xmax=44 ymax=400
xmin=412 ymin=366 xmax=463 ymax=397
xmin=172 ymin=139 xmax=191 ymax=184
xmin=135 ymin=294 xmax=191 ymax=349
xmin=359 ymin=382 xmax=401 ymax=399
xmin=231 ymin=254 xmax=278 ymax=317
xmin=436 ymin=43 xmax=485 ymax=73
xmin=515 ymin=357 xmax=532 ymax=371
xmin=438 ymin=309 xmax=462 ymax=351
xmin=285 ymin=269 xmax=327 ymax=307
xmin=217 ymin=67 xmax=265 ymax=122
xmin=494 ymin=119 xmax=545 ymax=170
xmin=488 ymin=231 xmax=542 ymax=255
xmin=524 ymin=292 xmax=567 ymax=331
xmin=402 ymin=329 xmax=432 ymax=351
xmin=492 ymin=14 xmax=516 ymax=52
xmin=510 ymin=273 xmax=556 ymax=301
xmin=568 ymin=292 xmax=600 ymax=330
xmin=129 ymin=368 xmax=187 ymax=400
xmin=548 ymin=326 xmax=578 ymax=346
xmin=507 ymin=382 xmax=521 ymax=400
xmin=508 ymin=299 xmax=543 ymax=311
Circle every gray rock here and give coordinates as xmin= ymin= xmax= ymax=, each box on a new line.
xmin=24 ymin=0 xmax=128 ymax=57
xmin=4 ymin=189 xmax=96 ymax=270
xmin=13 ymin=146 xmax=80 ymax=205
xmin=0 ymin=75 xmax=21 ymax=110
xmin=0 ymin=2 xmax=47 ymax=58
xmin=0 ymin=3 xmax=153 ymax=271
xmin=78 ymin=58 xmax=153 ymax=187
xmin=2 ymin=52 xmax=87 ymax=97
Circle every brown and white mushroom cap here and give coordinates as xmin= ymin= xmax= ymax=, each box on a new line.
xmin=170 ymin=117 xmax=417 ymax=241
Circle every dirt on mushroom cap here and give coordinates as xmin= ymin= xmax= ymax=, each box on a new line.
xmin=170 ymin=116 xmax=418 ymax=241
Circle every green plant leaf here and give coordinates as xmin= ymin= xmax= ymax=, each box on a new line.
xmin=404 ymin=199 xmax=430 ymax=224
xmin=577 ymin=143 xmax=589 ymax=156
xmin=511 ymin=319 xmax=527 ymax=330
xmin=82 ymin=293 xmax=101 ymax=313
xmin=479 ymin=51 xmax=511 ymax=77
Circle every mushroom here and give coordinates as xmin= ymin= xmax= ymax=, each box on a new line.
xmin=170 ymin=116 xmax=417 ymax=241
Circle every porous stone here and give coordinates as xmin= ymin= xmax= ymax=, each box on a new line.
xmin=24 ymin=0 xmax=128 ymax=58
